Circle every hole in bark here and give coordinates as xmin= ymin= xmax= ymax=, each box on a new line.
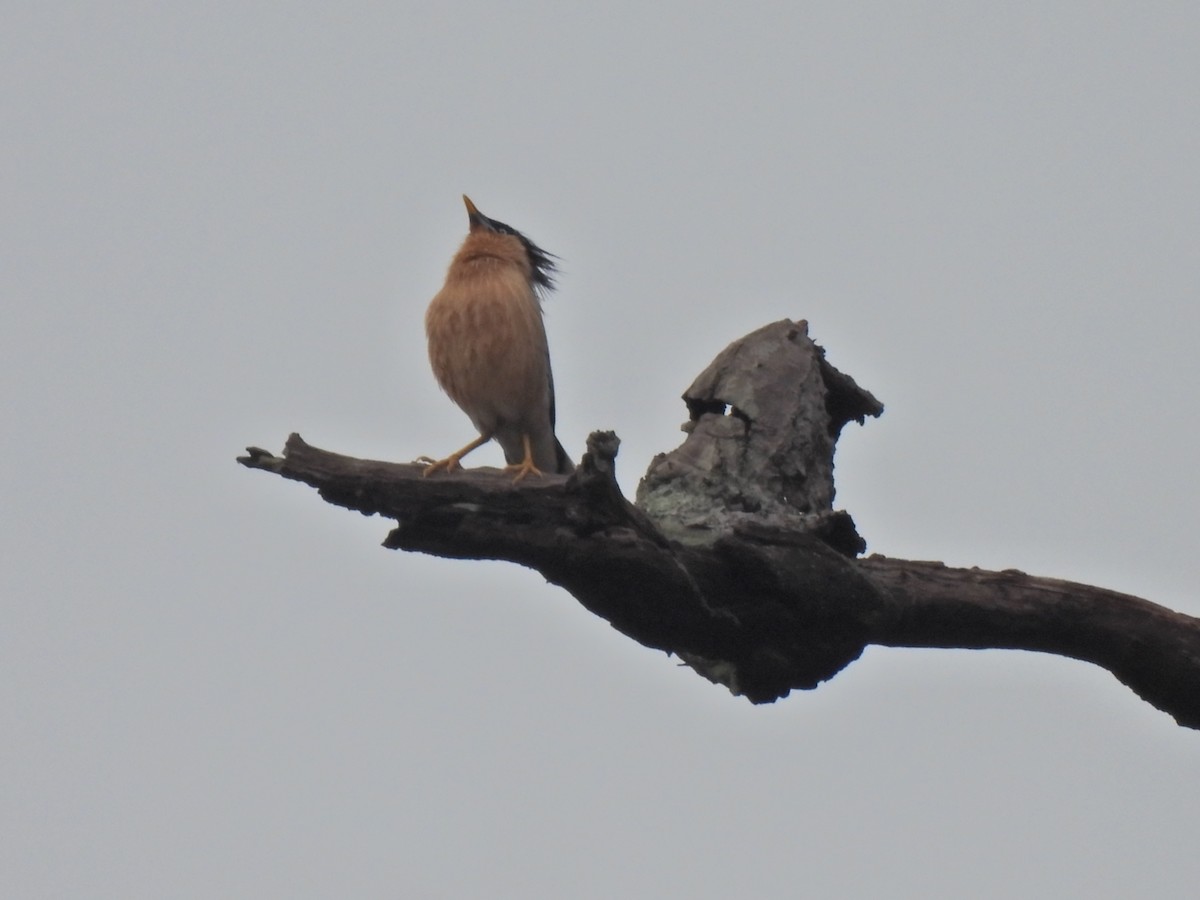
xmin=686 ymin=398 xmax=727 ymax=420
xmin=684 ymin=397 xmax=753 ymax=430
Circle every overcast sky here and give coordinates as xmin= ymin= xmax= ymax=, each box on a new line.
xmin=5 ymin=3 xmax=1199 ymax=897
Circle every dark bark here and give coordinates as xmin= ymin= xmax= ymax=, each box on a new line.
xmin=238 ymin=319 xmax=1200 ymax=729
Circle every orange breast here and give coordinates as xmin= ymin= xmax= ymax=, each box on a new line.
xmin=426 ymin=257 xmax=550 ymax=436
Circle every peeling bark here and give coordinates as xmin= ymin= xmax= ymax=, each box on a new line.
xmin=238 ymin=319 xmax=1200 ymax=729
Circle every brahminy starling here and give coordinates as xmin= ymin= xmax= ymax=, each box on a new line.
xmin=423 ymin=196 xmax=573 ymax=482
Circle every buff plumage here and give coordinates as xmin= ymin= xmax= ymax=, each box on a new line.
xmin=423 ymin=196 xmax=572 ymax=481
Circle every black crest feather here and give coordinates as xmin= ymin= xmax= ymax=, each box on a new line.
xmin=480 ymin=213 xmax=558 ymax=293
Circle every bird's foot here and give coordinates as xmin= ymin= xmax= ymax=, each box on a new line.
xmin=503 ymin=458 xmax=544 ymax=484
xmin=422 ymin=455 xmax=463 ymax=477
xmin=420 ymin=435 xmax=491 ymax=477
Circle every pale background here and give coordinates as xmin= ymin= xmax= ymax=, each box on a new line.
xmin=5 ymin=3 xmax=1199 ymax=897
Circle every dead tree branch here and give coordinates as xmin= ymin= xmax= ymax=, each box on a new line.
xmin=238 ymin=320 xmax=1200 ymax=729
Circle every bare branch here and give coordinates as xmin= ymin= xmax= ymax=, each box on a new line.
xmin=237 ymin=319 xmax=1200 ymax=728
xmin=860 ymin=556 xmax=1200 ymax=727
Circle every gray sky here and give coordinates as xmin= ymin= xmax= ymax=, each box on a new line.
xmin=5 ymin=3 xmax=1199 ymax=897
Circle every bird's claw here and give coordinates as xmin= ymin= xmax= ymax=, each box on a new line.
xmin=504 ymin=460 xmax=544 ymax=484
xmin=422 ymin=456 xmax=462 ymax=477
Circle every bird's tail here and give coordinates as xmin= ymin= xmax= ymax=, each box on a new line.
xmin=554 ymin=438 xmax=575 ymax=475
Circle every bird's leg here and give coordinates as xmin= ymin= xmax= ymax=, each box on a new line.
xmin=422 ymin=434 xmax=491 ymax=477
xmin=503 ymin=433 xmax=544 ymax=483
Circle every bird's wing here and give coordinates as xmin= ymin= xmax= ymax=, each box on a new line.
xmin=545 ymin=345 xmax=557 ymax=430
xmin=544 ymin=346 xmax=574 ymax=473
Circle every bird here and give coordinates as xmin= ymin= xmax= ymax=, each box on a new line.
xmin=423 ymin=195 xmax=574 ymax=482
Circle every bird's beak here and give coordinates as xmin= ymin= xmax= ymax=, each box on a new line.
xmin=463 ymin=195 xmax=487 ymax=232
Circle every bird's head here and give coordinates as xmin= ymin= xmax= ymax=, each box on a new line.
xmin=462 ymin=195 xmax=557 ymax=292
